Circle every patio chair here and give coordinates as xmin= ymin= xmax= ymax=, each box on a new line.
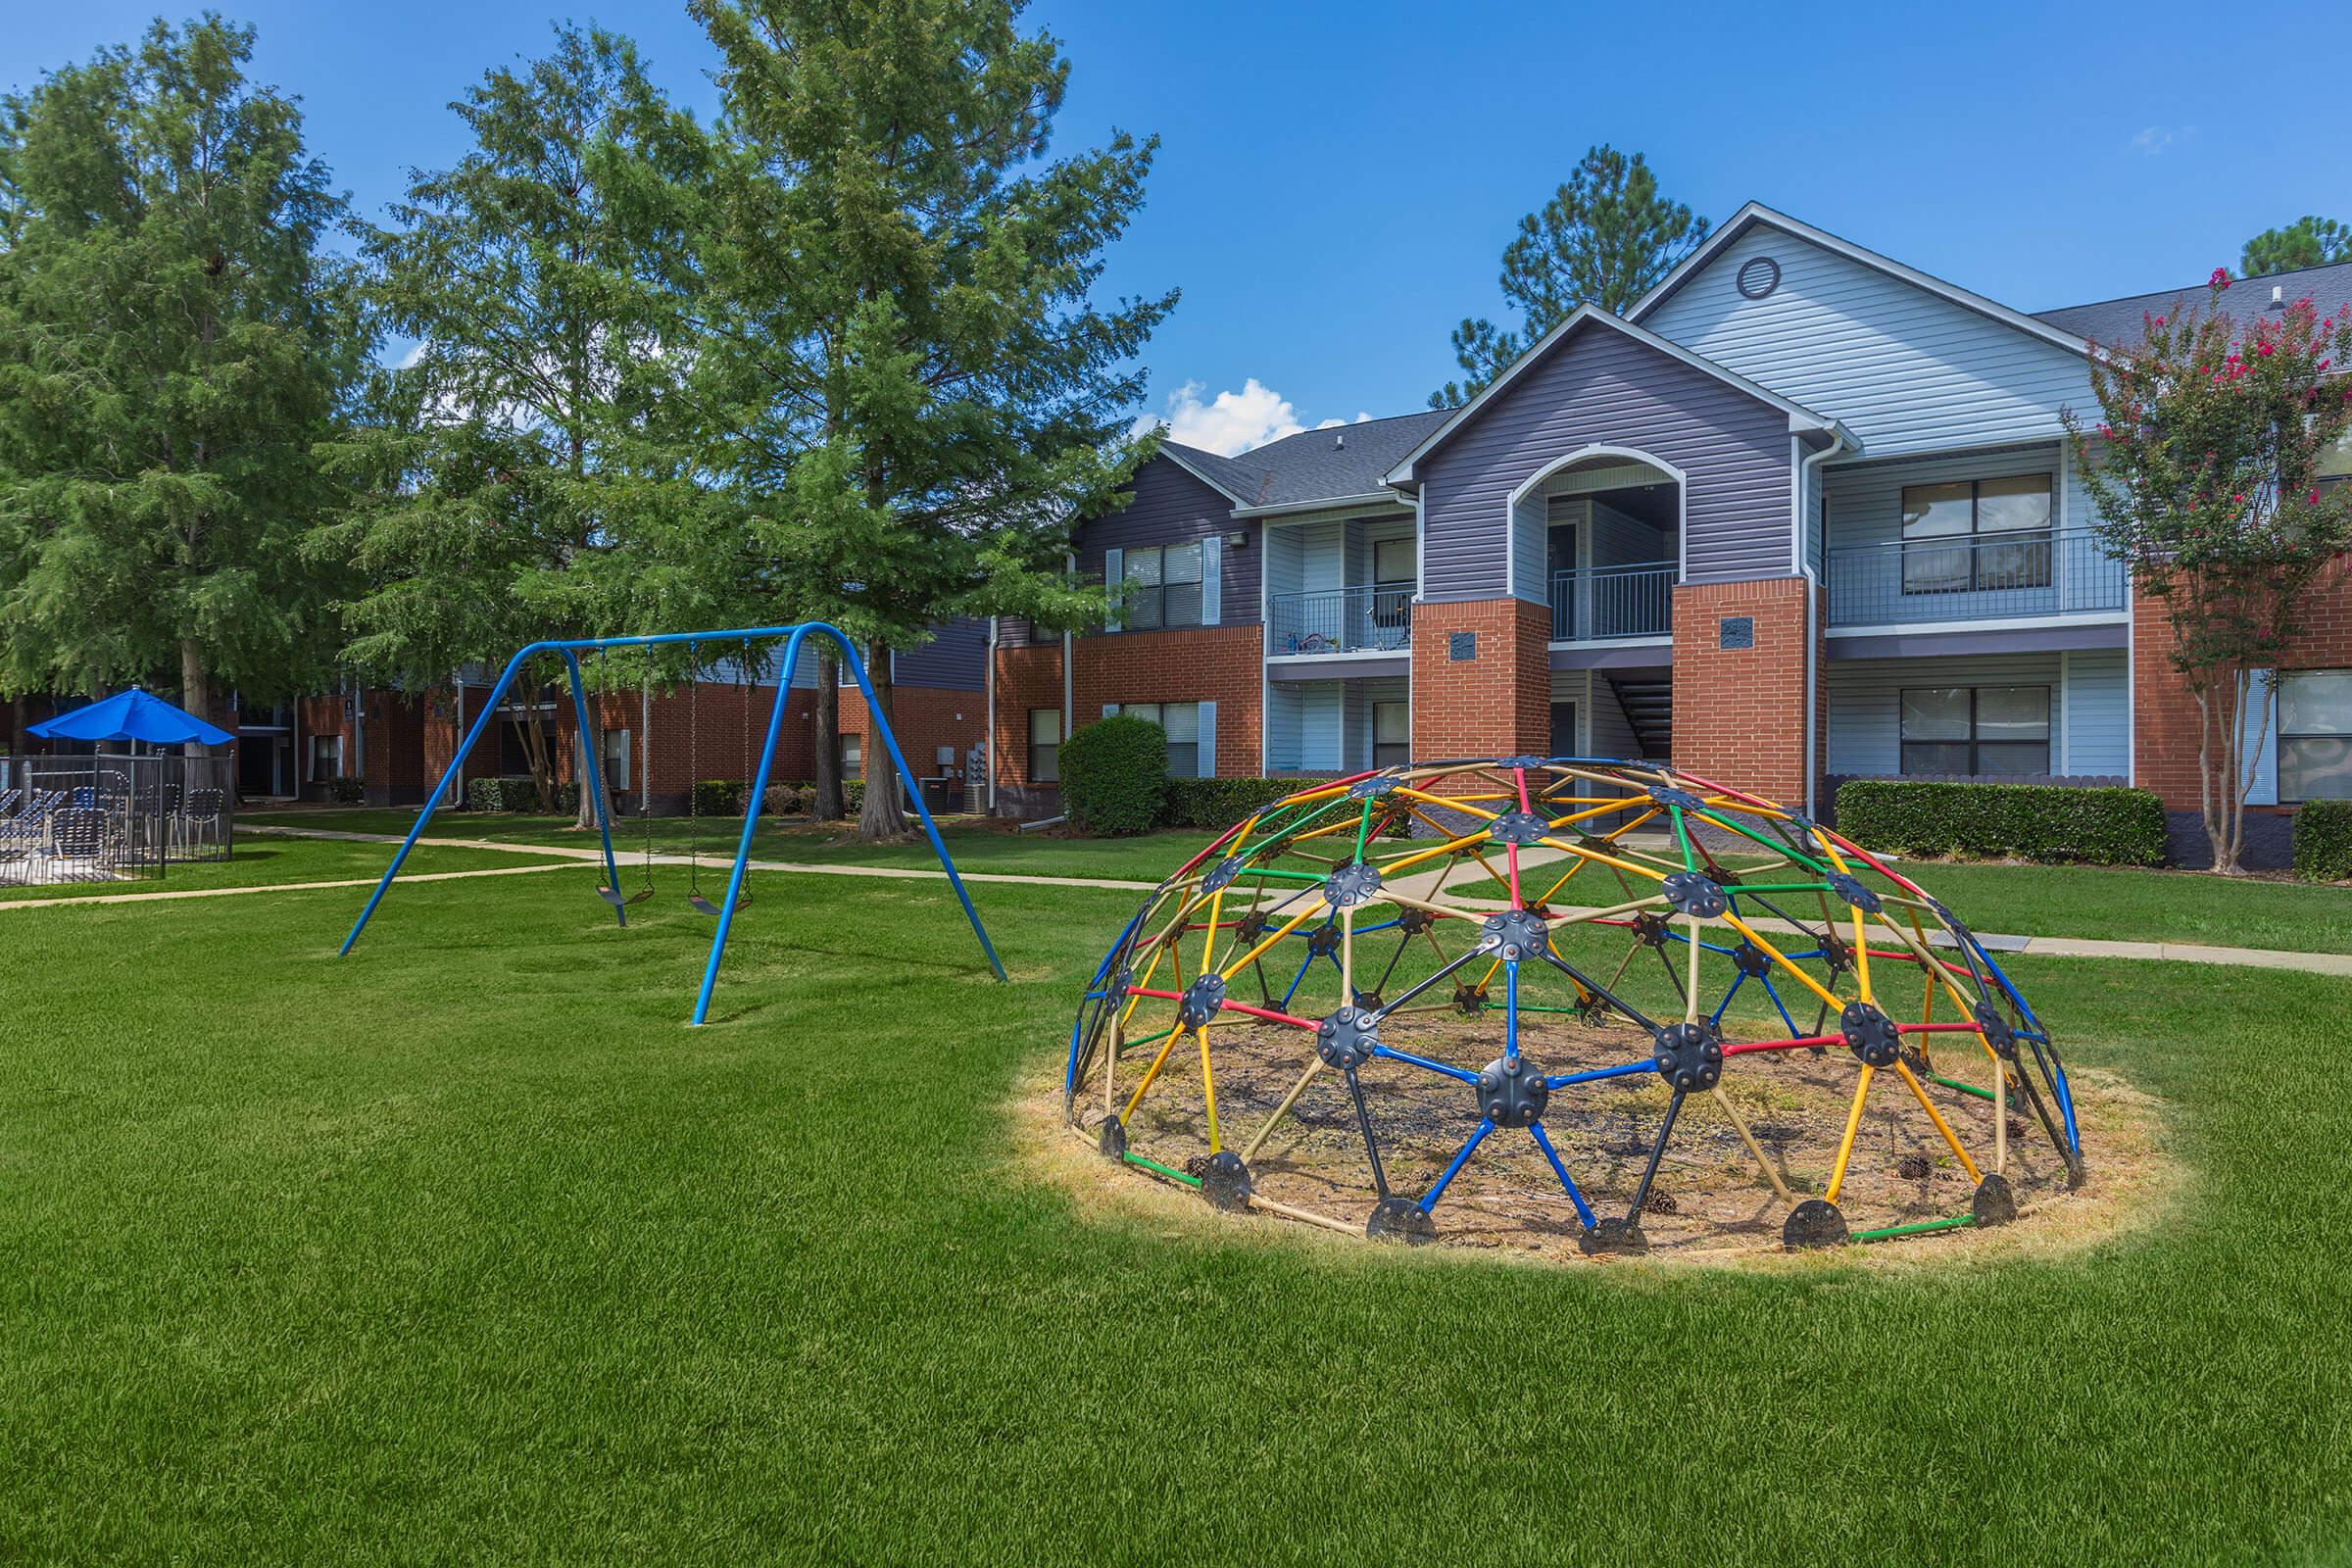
xmin=50 ymin=805 xmax=115 ymax=882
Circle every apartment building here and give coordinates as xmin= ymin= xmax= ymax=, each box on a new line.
xmin=989 ymin=204 xmax=2352 ymax=860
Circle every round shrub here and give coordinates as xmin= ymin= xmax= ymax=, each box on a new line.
xmin=2294 ymin=799 xmax=2352 ymax=882
xmin=1058 ymin=714 xmax=1168 ymax=835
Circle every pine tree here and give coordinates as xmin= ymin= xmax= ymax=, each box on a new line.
xmin=0 ymin=17 xmax=367 ymax=744
xmin=2241 ymin=216 xmax=2352 ymax=277
xmin=1430 ymin=146 xmax=1709 ymax=409
xmin=688 ymin=0 xmax=1171 ymax=839
xmin=321 ymin=24 xmax=728 ymax=821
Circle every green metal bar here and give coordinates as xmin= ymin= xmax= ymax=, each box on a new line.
xmin=1123 ymin=1151 xmax=1201 ymax=1188
xmin=1933 ymin=1074 xmax=1997 ymax=1102
xmin=1689 ymin=807 xmax=1838 ymax=877
xmin=1352 ymin=799 xmax=1373 ymax=862
xmin=1726 ymin=881 xmax=1839 ymax=895
xmin=1852 ymin=1213 xmax=1976 ymax=1243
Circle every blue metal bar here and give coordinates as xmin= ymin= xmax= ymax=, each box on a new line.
xmin=1543 ymin=1058 xmax=1655 ymax=1090
xmin=339 ymin=622 xmax=1006 ymax=1018
xmin=1503 ymin=958 xmax=1520 ymax=1065
xmin=1709 ymin=970 xmax=1745 ymax=1027
xmin=1370 ymin=1043 xmax=1480 ymax=1085
xmin=339 ymin=645 xmax=534 ymax=956
xmin=1279 ymin=952 xmax=1315 ymax=1010
xmin=1758 ymin=973 xmax=1800 ymax=1037
xmin=1527 ymin=1119 xmax=1598 ymax=1228
xmin=693 ymin=623 xmax=1005 ymax=1026
xmin=1416 ymin=1117 xmax=1494 ymax=1214
xmin=562 ymin=649 xmax=625 ymax=928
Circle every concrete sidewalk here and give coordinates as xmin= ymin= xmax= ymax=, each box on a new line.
xmin=220 ymin=824 xmax=2352 ymax=979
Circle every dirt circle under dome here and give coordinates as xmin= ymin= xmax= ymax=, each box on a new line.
xmin=1052 ymin=758 xmax=2174 ymax=1267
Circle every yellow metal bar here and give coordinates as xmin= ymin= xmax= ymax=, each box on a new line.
xmin=1119 ymin=1025 xmax=1187 ymax=1123
xmin=1393 ymin=786 xmax=1502 ymax=820
xmin=1718 ymin=912 xmax=1844 ymax=1011
xmin=1826 ymin=1064 xmax=1875 ymax=1203
xmin=1200 ymin=888 xmax=1225 ymax=976
xmin=1379 ymin=830 xmax=1492 ymax=878
xmin=1893 ymin=1056 xmax=1982 ymax=1185
xmin=1534 ymin=835 xmax=1667 ymax=883
xmin=1850 ymin=906 xmax=1873 ymax=1002
xmin=1199 ymin=1026 xmax=1223 ymax=1152
xmin=1220 ymin=896 xmax=1327 ymax=980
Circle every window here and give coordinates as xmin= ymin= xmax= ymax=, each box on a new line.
xmin=1372 ymin=537 xmax=1415 ymax=586
xmin=2279 ymin=670 xmax=2352 ymax=802
xmin=1899 ymin=687 xmax=2051 ymax=776
xmin=1118 ymin=542 xmax=1204 ymax=630
xmin=1369 ymin=537 xmax=1414 ymax=638
xmin=1900 ymin=474 xmax=2054 ymax=595
xmin=1112 ymin=702 xmax=1203 ymax=776
xmin=601 ymin=727 xmax=632 ymax=792
xmin=308 ymin=733 xmax=343 ymax=783
xmin=1372 ymin=701 xmax=1410 ymax=767
xmin=2319 ymin=431 xmax=2352 ymax=499
xmin=838 ymin=731 xmax=862 ymax=781
xmin=1028 ymin=709 xmax=1061 ymax=783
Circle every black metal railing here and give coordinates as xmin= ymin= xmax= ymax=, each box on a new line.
xmin=1267 ymin=584 xmax=1413 ymax=657
xmin=1824 ymin=527 xmax=2126 ymax=626
xmin=1548 ymin=561 xmax=1675 ymax=641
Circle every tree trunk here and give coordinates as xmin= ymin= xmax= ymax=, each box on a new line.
xmin=179 ymin=638 xmax=216 ymax=759
xmin=856 ymin=637 xmax=905 ymax=842
xmin=514 ymin=702 xmax=560 ymax=813
xmin=573 ymin=697 xmax=605 ymax=831
xmin=813 ymin=657 xmax=843 ymax=819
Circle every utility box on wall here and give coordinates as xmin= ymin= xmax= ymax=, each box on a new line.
xmin=1718 ymin=616 xmax=1754 ymax=650
xmin=1448 ymin=631 xmax=1476 ymax=662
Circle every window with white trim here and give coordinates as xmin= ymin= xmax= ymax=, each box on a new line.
xmin=2279 ymin=669 xmax=2352 ymax=802
xmin=1119 ymin=542 xmax=1204 ymax=629
xmin=1028 ymin=709 xmax=1061 ymax=783
xmin=1899 ymin=474 xmax=2054 ymax=595
xmin=1371 ymin=701 xmax=1409 ymax=768
xmin=1898 ymin=686 xmax=2050 ymax=775
xmin=1113 ymin=701 xmax=1203 ymax=777
xmin=308 ymin=733 xmax=343 ymax=782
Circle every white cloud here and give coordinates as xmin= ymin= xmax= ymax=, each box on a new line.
xmin=2131 ymin=124 xmax=2191 ymax=155
xmin=1133 ymin=379 xmax=1373 ymax=457
xmin=1315 ymin=413 xmax=1374 ymax=430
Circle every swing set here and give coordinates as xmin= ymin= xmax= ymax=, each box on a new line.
xmin=338 ymin=622 xmax=1006 ymax=1024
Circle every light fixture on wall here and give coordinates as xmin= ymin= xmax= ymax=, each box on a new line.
xmin=1226 ymin=530 xmax=1249 ymax=549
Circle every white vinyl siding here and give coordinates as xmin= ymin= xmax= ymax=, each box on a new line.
xmin=1826 ymin=651 xmax=2129 ymax=779
xmin=1644 ymin=223 xmax=2093 ymax=457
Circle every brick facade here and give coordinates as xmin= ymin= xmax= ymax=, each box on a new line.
xmin=2132 ymin=558 xmax=2352 ymax=861
xmin=990 ymin=624 xmax=1265 ymax=815
xmin=1670 ymin=575 xmax=1817 ymax=808
xmin=1409 ymin=598 xmax=1550 ymax=765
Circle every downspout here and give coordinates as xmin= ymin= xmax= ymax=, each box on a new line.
xmin=1796 ymin=425 xmax=1851 ymax=819
xmin=1062 ymin=550 xmax=1076 ymax=748
xmin=984 ymin=617 xmax=999 ymax=813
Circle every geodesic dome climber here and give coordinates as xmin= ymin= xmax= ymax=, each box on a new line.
xmin=1064 ymin=759 xmax=2085 ymax=1256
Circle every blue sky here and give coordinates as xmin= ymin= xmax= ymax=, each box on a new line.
xmin=12 ymin=0 xmax=2351 ymax=453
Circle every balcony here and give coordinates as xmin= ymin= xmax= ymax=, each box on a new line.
xmin=1267 ymin=585 xmax=1412 ymax=658
xmin=1824 ymin=528 xmax=2126 ymax=628
xmin=1549 ymin=561 xmax=1675 ymax=642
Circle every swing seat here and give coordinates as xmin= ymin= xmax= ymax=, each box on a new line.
xmin=596 ymin=885 xmax=631 ymax=909
xmin=687 ymin=888 xmax=751 ymax=916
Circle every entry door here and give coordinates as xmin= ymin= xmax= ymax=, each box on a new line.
xmin=1549 ymin=702 xmax=1578 ymax=758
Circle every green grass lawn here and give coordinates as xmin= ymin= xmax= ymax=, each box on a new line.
xmin=3 ymin=862 xmax=2351 ymax=1562
xmin=244 ymin=805 xmax=1200 ymax=884
xmin=242 ymin=805 xmax=2352 ymax=955
xmin=0 ymin=834 xmax=578 ymax=903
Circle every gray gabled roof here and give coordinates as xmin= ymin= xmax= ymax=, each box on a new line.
xmin=1161 ymin=409 xmax=1450 ymax=514
xmin=2034 ymin=260 xmax=2352 ymax=347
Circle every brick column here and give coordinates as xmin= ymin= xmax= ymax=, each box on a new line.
xmin=1410 ymin=598 xmax=1550 ymax=763
xmin=993 ymin=643 xmax=1066 ymax=815
xmin=1671 ymin=575 xmax=1815 ymax=807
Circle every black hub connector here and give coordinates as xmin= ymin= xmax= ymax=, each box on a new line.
xmin=1662 ymin=871 xmax=1729 ymax=919
xmin=1475 ymin=1054 xmax=1548 ymax=1127
xmin=1652 ymin=1020 xmax=1724 ymax=1091
xmin=1314 ymin=1006 xmax=1381 ymax=1070
xmin=1323 ymin=860 xmax=1383 ymax=908
xmin=1365 ymin=1197 xmax=1436 ymax=1245
xmin=1480 ymin=907 xmax=1550 ymax=960
xmin=1841 ymin=1001 xmax=1902 ymax=1068
xmin=1489 ymin=809 xmax=1549 ymax=847
xmin=1828 ymin=872 xmax=1883 ymax=912
xmin=1782 ymin=1199 xmax=1848 ymax=1249
xmin=1178 ymin=973 xmax=1227 ymax=1028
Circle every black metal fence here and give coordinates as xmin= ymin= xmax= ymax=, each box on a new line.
xmin=0 ymin=754 xmax=236 ymax=887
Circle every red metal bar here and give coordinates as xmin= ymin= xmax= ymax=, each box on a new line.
xmin=1217 ymin=999 xmax=1320 ymax=1029
xmin=1725 ymin=1034 xmax=1841 ymax=1055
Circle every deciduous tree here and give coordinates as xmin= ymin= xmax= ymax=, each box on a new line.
xmin=2063 ymin=270 xmax=2352 ymax=872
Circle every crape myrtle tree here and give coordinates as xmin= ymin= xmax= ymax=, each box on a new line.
xmin=321 ymin=24 xmax=734 ymax=823
xmin=2063 ymin=269 xmax=2352 ymax=873
xmin=1430 ymin=145 xmax=1709 ymax=409
xmin=687 ymin=0 xmax=1171 ymax=839
xmin=0 ymin=17 xmax=368 ymax=748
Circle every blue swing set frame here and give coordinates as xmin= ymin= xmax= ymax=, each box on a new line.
xmin=337 ymin=622 xmax=1006 ymax=1023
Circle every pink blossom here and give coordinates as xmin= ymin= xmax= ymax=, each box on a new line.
xmin=2310 ymin=491 xmax=2324 ymax=506
xmin=2211 ymin=268 xmax=2232 ymax=290
xmin=2232 ymin=493 xmax=2245 ymax=504
xmin=2256 ymin=340 xmax=2276 ymax=356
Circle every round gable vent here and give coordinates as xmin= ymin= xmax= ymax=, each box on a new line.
xmin=1736 ymin=255 xmax=1782 ymax=301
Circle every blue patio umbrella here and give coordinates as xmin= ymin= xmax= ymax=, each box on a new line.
xmin=28 ymin=689 xmax=234 ymax=747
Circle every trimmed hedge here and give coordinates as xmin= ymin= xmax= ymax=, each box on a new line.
xmin=2294 ymin=799 xmax=2352 ymax=882
xmin=1057 ymin=714 xmax=1167 ymax=835
xmin=326 ymin=775 xmax=366 ymax=805
xmin=1161 ymin=775 xmax=1301 ymax=830
xmin=465 ymin=776 xmax=579 ymax=814
xmin=1835 ymin=779 xmax=2166 ymax=866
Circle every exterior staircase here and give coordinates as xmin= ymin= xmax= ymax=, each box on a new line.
xmin=1603 ymin=672 xmax=1673 ymax=762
